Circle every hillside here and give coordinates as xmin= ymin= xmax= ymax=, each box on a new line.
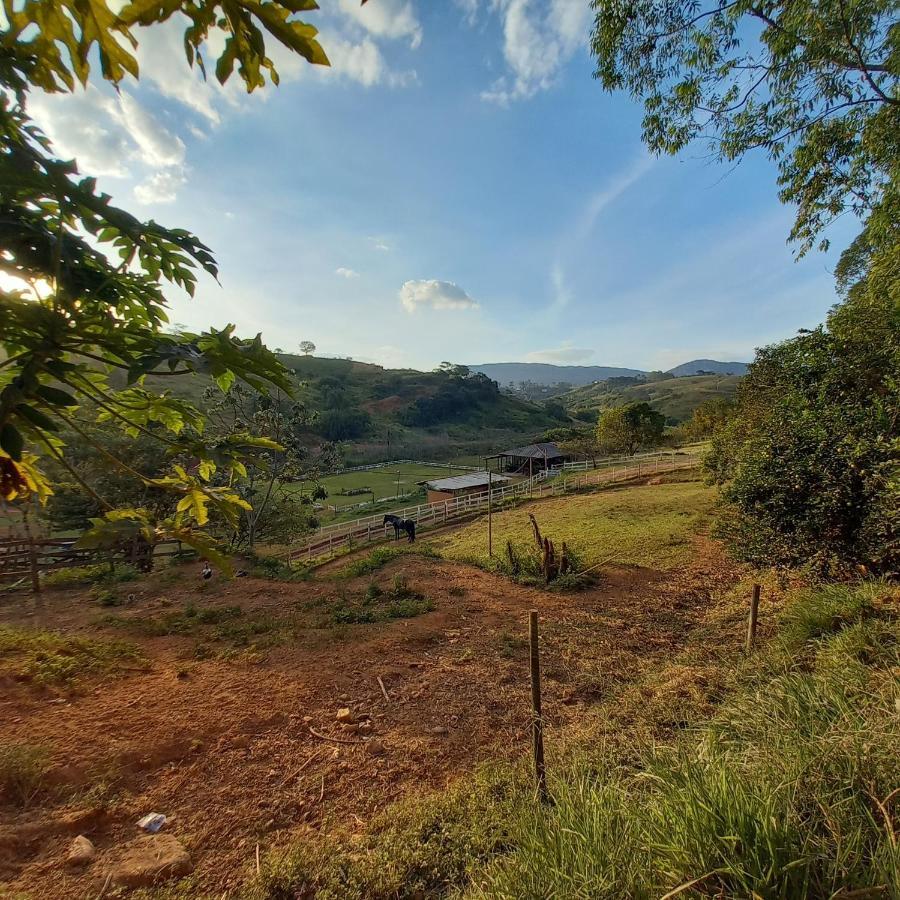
xmin=563 ymin=373 xmax=742 ymax=423
xmin=143 ymin=355 xmax=561 ymax=464
xmin=667 ymin=358 xmax=749 ymax=376
xmin=469 ymin=362 xmax=645 ymax=387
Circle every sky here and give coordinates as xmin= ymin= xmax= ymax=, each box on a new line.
xmin=29 ymin=0 xmax=859 ymax=372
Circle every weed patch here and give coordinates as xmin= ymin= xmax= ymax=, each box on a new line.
xmin=0 ymin=625 xmax=146 ymax=685
xmin=326 ymin=575 xmax=435 ymax=626
xmin=0 ymin=743 xmax=50 ymax=807
xmin=102 ymin=603 xmax=300 ymax=649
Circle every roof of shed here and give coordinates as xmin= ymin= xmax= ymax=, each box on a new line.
xmin=500 ymin=442 xmax=566 ymax=459
xmin=423 ymin=471 xmax=513 ymax=492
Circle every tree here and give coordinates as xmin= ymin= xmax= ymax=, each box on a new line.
xmin=560 ymin=430 xmax=602 ymax=466
xmin=686 ymin=397 xmax=736 ymax=439
xmin=591 ymin=0 xmax=899 ymax=256
xmin=596 ymin=402 xmax=666 ymax=455
xmin=706 ymin=278 xmax=898 ymax=576
xmin=0 ymin=1 xmax=335 ymax=562
xmin=299 ymin=341 xmax=317 ymax=356
xmin=203 ymin=384 xmax=338 ymax=550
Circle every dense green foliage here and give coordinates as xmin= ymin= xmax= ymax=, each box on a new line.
xmin=398 ymin=366 xmax=502 ymax=427
xmin=0 ymin=0 xmax=331 ymax=562
xmin=596 ymin=402 xmax=666 ymax=455
xmin=707 ymin=281 xmax=899 ymax=576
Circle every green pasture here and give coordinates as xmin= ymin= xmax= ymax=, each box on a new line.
xmin=283 ymin=463 xmax=469 ymax=511
xmin=434 ymin=478 xmax=716 ymax=571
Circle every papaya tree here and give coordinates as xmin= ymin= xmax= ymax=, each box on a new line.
xmin=0 ymin=1 xmax=340 ymax=563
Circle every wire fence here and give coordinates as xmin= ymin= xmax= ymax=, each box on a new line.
xmin=288 ymin=449 xmax=703 ymax=565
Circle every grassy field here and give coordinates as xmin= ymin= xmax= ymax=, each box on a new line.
xmin=434 ymin=478 xmax=717 ymax=570
xmin=284 ymin=463 xmax=467 ymax=510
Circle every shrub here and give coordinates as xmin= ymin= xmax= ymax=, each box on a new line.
xmin=42 ymin=563 xmax=139 ymax=588
xmin=707 ymin=287 xmax=898 ymax=577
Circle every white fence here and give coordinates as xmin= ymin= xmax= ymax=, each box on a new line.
xmin=310 ymin=458 xmax=482 ymax=479
xmin=288 ymin=449 xmax=702 ymax=564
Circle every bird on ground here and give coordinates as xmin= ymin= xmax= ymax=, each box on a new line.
xmin=201 ymin=561 xmax=213 ymax=580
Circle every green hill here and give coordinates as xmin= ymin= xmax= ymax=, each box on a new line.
xmin=563 ymin=374 xmax=742 ymax=423
xmin=143 ymin=356 xmax=561 ymax=465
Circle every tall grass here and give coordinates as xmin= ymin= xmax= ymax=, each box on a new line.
xmin=472 ymin=581 xmax=900 ymax=899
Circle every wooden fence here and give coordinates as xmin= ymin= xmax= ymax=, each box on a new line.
xmin=0 ymin=537 xmax=184 ymax=586
xmin=288 ymin=449 xmax=702 ymax=565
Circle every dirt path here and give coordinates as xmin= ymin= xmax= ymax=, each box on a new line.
xmin=0 ymin=538 xmax=742 ymax=898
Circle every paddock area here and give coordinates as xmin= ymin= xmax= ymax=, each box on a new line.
xmin=0 ymin=475 xmax=756 ymax=898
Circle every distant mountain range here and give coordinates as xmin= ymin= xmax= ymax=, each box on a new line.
xmin=470 ymin=359 xmax=749 ymax=386
xmin=665 ymin=359 xmax=750 ymax=377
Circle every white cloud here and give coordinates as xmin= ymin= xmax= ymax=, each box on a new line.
xmin=322 ymin=34 xmax=417 ymax=88
xmin=338 ymin=0 xmax=423 ymax=48
xmin=29 ymin=86 xmax=188 ymax=203
xmin=481 ymin=0 xmax=591 ymax=104
xmin=336 ymin=266 xmax=360 ymax=278
xmin=27 ymin=88 xmax=131 ymax=177
xmin=400 ymin=280 xmax=479 ymax=313
xmin=526 ymin=343 xmax=594 ymax=363
xmin=134 ymin=167 xmax=187 ymax=204
xmin=368 ymin=236 xmax=392 ymax=251
xmin=131 ymin=17 xmax=231 ymax=124
xmin=114 ymin=91 xmax=185 ymax=168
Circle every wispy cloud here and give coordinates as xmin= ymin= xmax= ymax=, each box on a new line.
xmin=335 ymin=266 xmax=360 ymax=279
xmin=548 ymin=154 xmax=654 ymax=312
xmin=526 ymin=342 xmax=594 ymax=363
xmin=368 ymin=236 xmax=392 ymax=251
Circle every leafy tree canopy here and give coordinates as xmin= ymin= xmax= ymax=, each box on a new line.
xmin=591 ymin=0 xmax=899 ymax=256
xmin=0 ymin=0 xmax=338 ymax=562
xmin=706 ymin=273 xmax=898 ymax=576
xmin=596 ymin=402 xmax=666 ymax=455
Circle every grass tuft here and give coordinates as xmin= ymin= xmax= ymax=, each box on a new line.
xmin=42 ymin=563 xmax=140 ymax=588
xmin=327 ymin=575 xmax=435 ymax=625
xmin=0 ymin=743 xmax=50 ymax=807
xmin=0 ymin=625 xmax=146 ymax=684
xmin=339 ymin=543 xmax=439 ymax=578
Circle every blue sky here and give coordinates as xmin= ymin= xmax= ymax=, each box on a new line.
xmin=30 ymin=0 xmax=857 ymax=371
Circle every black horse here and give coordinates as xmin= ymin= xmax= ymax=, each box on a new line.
xmin=383 ymin=514 xmax=416 ymax=543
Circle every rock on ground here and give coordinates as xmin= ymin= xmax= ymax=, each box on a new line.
xmin=108 ymin=834 xmax=192 ymax=888
xmin=66 ymin=835 xmax=95 ymax=867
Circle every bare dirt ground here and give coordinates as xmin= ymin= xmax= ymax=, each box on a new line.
xmin=0 ymin=536 xmax=745 ymax=898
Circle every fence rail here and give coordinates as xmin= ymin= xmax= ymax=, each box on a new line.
xmin=0 ymin=537 xmax=184 ymax=584
xmin=288 ymin=450 xmax=702 ymax=564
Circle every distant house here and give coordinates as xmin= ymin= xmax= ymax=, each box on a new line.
xmin=489 ymin=442 xmax=571 ymax=475
xmin=422 ymin=471 xmax=512 ymax=505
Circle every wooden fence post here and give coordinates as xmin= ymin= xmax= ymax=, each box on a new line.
xmin=28 ymin=538 xmax=41 ymax=595
xmin=529 ymin=610 xmax=549 ymax=804
xmin=746 ymin=584 xmax=761 ymax=652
